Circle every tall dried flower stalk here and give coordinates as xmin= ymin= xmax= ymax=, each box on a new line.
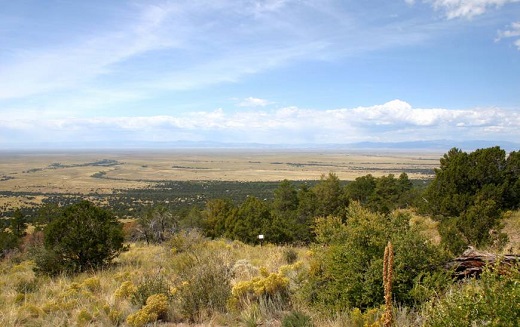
xmin=383 ymin=241 xmax=394 ymax=327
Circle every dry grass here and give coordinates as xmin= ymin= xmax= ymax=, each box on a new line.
xmin=502 ymin=210 xmax=520 ymax=253
xmin=0 ymin=236 xmax=312 ymax=326
xmin=408 ymin=211 xmax=442 ymax=245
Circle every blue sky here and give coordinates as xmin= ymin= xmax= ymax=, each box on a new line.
xmin=1 ymin=0 xmax=519 ymax=149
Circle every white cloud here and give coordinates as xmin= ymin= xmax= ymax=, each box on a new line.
xmin=425 ymin=0 xmax=520 ymax=19
xmin=237 ymin=97 xmax=273 ymax=107
xmin=497 ymin=21 xmax=520 ymax=50
xmin=2 ymin=100 xmax=519 ymax=147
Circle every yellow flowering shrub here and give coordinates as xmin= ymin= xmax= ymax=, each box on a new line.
xmin=349 ymin=307 xmax=384 ymax=327
xmin=231 ymin=266 xmax=290 ymax=309
xmin=81 ymin=276 xmax=101 ymax=292
xmin=76 ymin=309 xmax=93 ymax=326
xmin=126 ymin=293 xmax=169 ymax=327
xmin=114 ymin=280 xmax=137 ymax=299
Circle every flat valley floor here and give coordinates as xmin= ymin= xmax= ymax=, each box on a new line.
xmin=0 ymin=149 xmax=442 ymax=208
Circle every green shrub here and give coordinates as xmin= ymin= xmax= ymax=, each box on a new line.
xmin=15 ymin=278 xmax=39 ymax=294
xmin=282 ymin=311 xmax=314 ymax=327
xmin=35 ymin=201 xmax=127 ymax=274
xmin=31 ymin=246 xmax=64 ymax=276
xmin=131 ymin=274 xmax=171 ymax=306
xmin=424 ymin=266 xmax=520 ymax=327
xmin=304 ymin=202 xmax=449 ymax=311
xmin=175 ymin=255 xmax=231 ymax=321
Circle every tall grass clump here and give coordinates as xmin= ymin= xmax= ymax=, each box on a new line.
xmin=168 ymin=230 xmax=233 ymax=322
xmin=282 ymin=311 xmax=314 ymax=327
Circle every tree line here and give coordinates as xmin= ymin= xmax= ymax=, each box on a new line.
xmin=126 ymin=146 xmax=520 ymax=253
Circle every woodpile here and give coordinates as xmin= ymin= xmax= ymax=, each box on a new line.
xmin=446 ymin=247 xmax=520 ymax=279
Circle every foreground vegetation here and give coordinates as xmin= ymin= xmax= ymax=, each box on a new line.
xmin=1 ymin=226 xmax=519 ymax=326
xmin=1 ymin=146 xmax=520 ymax=326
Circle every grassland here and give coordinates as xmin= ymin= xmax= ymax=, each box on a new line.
xmin=0 ymin=150 xmax=440 ymax=188
xmin=0 ymin=149 xmax=440 ymax=211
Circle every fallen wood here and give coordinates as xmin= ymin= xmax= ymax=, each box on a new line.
xmin=445 ymin=247 xmax=520 ymax=279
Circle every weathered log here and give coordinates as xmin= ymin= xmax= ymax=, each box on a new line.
xmin=445 ymin=247 xmax=520 ymax=279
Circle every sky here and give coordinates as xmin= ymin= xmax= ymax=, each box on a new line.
xmin=1 ymin=0 xmax=520 ymax=149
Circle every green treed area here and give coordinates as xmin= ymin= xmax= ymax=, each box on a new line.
xmin=1 ymin=146 xmax=520 ymax=326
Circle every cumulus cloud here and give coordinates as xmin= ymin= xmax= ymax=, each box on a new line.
xmin=1 ymin=100 xmax=518 ymax=147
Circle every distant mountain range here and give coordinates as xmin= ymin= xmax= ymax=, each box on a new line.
xmin=2 ymin=139 xmax=519 ymax=152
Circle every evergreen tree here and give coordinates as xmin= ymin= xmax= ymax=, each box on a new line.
xmin=233 ymin=196 xmax=270 ymax=244
xmin=312 ymin=173 xmax=347 ymax=217
xmin=201 ymin=198 xmax=235 ymax=239
xmin=11 ymin=208 xmax=28 ymax=239
xmin=424 ymin=146 xmax=518 ymax=252
xmin=345 ymin=174 xmax=376 ymax=206
xmin=37 ymin=201 xmax=126 ymax=274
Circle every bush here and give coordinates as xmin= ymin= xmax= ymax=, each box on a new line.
xmin=231 ymin=267 xmax=291 ymax=311
xmin=170 ymin=232 xmax=232 ymax=322
xmin=424 ymin=267 xmax=520 ymax=327
xmin=131 ymin=274 xmax=171 ymax=306
xmin=126 ymin=293 xmax=169 ymax=327
xmin=304 ymin=202 xmax=448 ymax=311
xmin=35 ymin=201 xmax=126 ymax=274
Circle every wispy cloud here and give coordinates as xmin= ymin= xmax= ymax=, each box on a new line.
xmin=0 ymin=0 xmax=435 ymax=103
xmin=2 ymin=100 xmax=518 ymax=146
xmin=0 ymin=3 xmax=179 ymax=100
xmin=425 ymin=0 xmax=520 ymax=19
xmin=496 ymin=21 xmax=520 ymax=49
